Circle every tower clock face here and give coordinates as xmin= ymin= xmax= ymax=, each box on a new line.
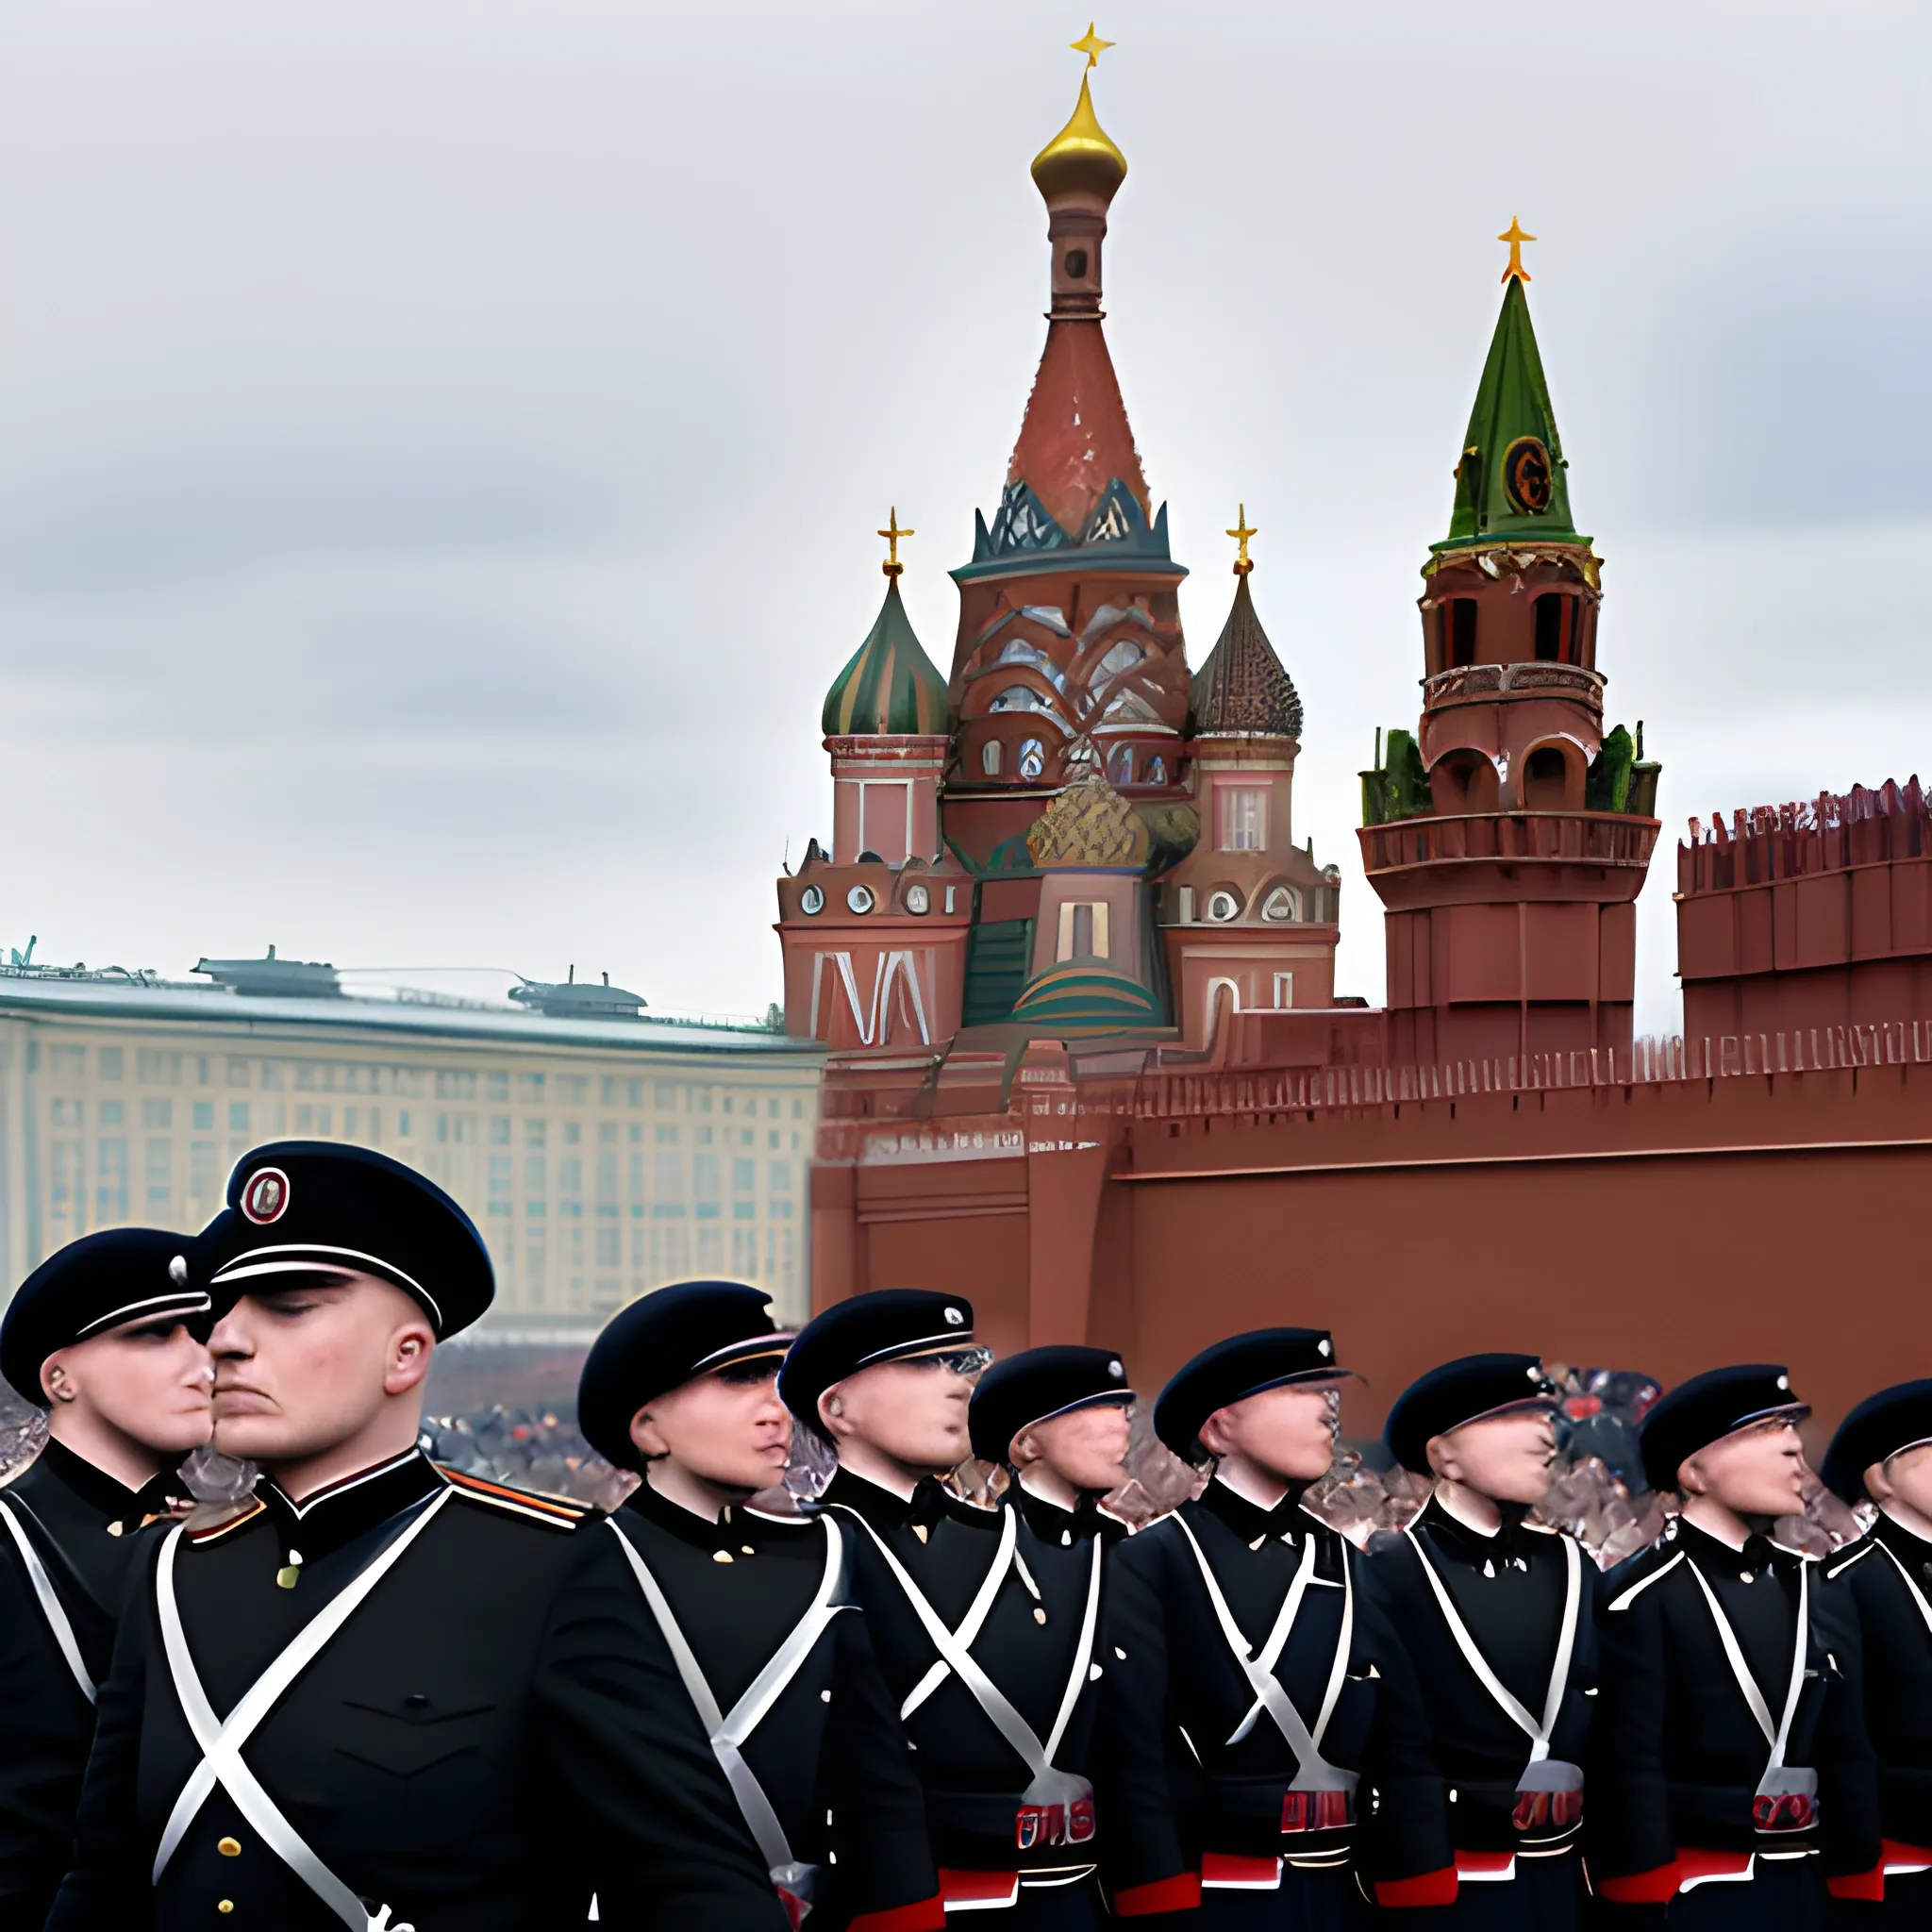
xmin=1503 ymin=436 xmax=1553 ymax=515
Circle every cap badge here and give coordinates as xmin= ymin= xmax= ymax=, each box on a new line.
xmin=1318 ymin=1339 xmax=1332 ymax=1358
xmin=1776 ymin=1374 xmax=1790 ymax=1391
xmin=944 ymin=1307 xmax=965 ymax=1326
xmin=168 ymin=1255 xmax=190 ymax=1286
xmin=1108 ymin=1359 xmax=1124 ymax=1379
xmin=242 ymin=1167 xmax=291 ymax=1225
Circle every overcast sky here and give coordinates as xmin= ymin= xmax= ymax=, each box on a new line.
xmin=2 ymin=1 xmax=1928 ymax=1033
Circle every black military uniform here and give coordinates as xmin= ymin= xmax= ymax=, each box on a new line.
xmin=49 ymin=1141 xmax=788 ymax=1932
xmin=1096 ymin=1328 xmax=1450 ymax=1928
xmin=0 ymin=1228 xmax=209 ymax=1924
xmin=559 ymin=1280 xmax=941 ymax=1931
xmin=1819 ymin=1379 xmax=1932 ymax=1923
xmin=782 ymin=1292 xmax=1108 ymax=1929
xmin=1591 ymin=1364 xmax=1880 ymax=1926
xmin=1363 ymin=1354 xmax=1595 ymax=1929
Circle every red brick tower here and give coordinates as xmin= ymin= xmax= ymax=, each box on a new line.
xmin=942 ymin=34 xmax=1191 ymax=879
xmin=1359 ymin=225 xmax=1661 ymax=1063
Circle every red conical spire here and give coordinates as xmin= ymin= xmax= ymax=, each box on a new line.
xmin=1005 ymin=322 xmax=1150 ymax=541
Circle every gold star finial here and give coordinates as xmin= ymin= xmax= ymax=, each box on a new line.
xmin=1499 ymin=217 xmax=1535 ymax=286
xmin=1070 ymin=23 xmax=1114 ymax=69
xmin=1226 ymin=504 xmax=1257 ymax=576
xmin=878 ymin=508 xmax=914 ymax=579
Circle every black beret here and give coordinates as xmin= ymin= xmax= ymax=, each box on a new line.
xmin=1153 ymin=1327 xmax=1349 ymax=1460
xmin=778 ymin=1289 xmax=976 ymax=1425
xmin=579 ymin=1281 xmax=788 ymax=1472
xmin=969 ymin=1345 xmax=1133 ymax=1464
xmin=1639 ymin=1363 xmax=1808 ymax=1494
xmin=2 ymin=1227 xmax=208 ymax=1406
xmin=1385 ymin=1353 xmax=1558 ymax=1474
xmin=198 ymin=1141 xmax=493 ymax=1340
xmin=1821 ymin=1379 xmax=1932 ymax=1504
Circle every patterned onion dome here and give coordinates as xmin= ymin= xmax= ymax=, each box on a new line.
xmin=1189 ymin=572 xmax=1303 ymax=740
xmin=823 ymin=578 xmax=951 ymax=737
xmin=1007 ymin=958 xmax=1166 ymax=1035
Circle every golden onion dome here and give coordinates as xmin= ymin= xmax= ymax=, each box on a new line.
xmin=1029 ymin=73 xmax=1127 ymax=205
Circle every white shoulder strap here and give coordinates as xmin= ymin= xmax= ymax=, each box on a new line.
xmin=1041 ymin=1531 xmax=1105 ymax=1767
xmin=0 ymin=1493 xmax=95 ymax=1704
xmin=155 ymin=1487 xmax=452 ymax=1930
xmin=1685 ymin=1557 xmax=1808 ymax=1771
xmin=1402 ymin=1524 xmax=1580 ymax=1762
xmin=894 ymin=1504 xmax=1017 ymax=1721
xmin=1875 ymin=1539 xmax=1932 ymax=1636
xmin=608 ymin=1512 xmax=844 ymax=1875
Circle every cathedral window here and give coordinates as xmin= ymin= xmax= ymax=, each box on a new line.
xmin=1108 ymin=743 xmax=1134 ymax=785
xmin=1215 ymin=786 xmax=1268 ymax=852
xmin=1146 ymin=756 xmax=1166 ymax=785
xmin=1065 ymin=249 xmax=1088 ymax=277
xmin=1098 ymin=639 xmax=1144 ymax=675
xmin=1020 ymin=740 xmax=1045 ymax=780
xmin=981 ymin=741 xmax=1002 ymax=776
xmin=1260 ymin=886 xmax=1297 ymax=923
xmin=991 ymin=685 xmax=1048 ymax=712
xmin=1206 ymin=889 xmax=1241 ymax=922
xmin=1451 ymin=599 xmax=1478 ymax=667
xmin=1057 ymin=901 xmax=1110 ymax=961
xmin=1534 ymin=592 xmax=1571 ymax=662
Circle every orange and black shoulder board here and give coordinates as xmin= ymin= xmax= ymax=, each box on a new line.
xmin=187 ymin=1497 xmax=267 ymax=1544
xmin=436 ymin=1465 xmax=587 ymax=1531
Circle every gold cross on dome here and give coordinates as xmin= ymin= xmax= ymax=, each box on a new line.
xmin=1070 ymin=23 xmax=1114 ymax=68
xmin=1499 ymin=217 xmax=1536 ymax=286
xmin=878 ymin=508 xmax=914 ymax=578
xmin=1226 ymin=504 xmax=1257 ymax=576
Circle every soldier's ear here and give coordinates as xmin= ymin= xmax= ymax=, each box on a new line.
xmin=629 ymin=1404 xmax=671 ymax=1462
xmin=1424 ymin=1432 xmax=1458 ymax=1482
xmin=42 ymin=1357 xmax=77 ymax=1405
xmin=818 ymin=1389 xmax=851 ymax=1441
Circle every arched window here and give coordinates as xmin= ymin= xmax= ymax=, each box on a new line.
xmin=1207 ymin=889 xmax=1241 ymax=922
xmin=981 ymin=741 xmax=1002 ymax=776
xmin=1451 ymin=599 xmax=1478 ymax=667
xmin=991 ymin=685 xmax=1047 ymax=712
xmin=1019 ymin=740 xmax=1045 ymax=780
xmin=1146 ymin=756 xmax=1167 ymax=786
xmin=1108 ymin=742 xmax=1134 ymax=785
xmin=1533 ymin=593 xmax=1571 ymax=662
xmin=1523 ymin=745 xmax=1571 ymax=810
xmin=1260 ymin=886 xmax=1297 ymax=923
xmin=1098 ymin=639 xmax=1144 ymax=676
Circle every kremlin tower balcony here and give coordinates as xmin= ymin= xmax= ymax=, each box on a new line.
xmin=1358 ymin=225 xmax=1662 ymax=1064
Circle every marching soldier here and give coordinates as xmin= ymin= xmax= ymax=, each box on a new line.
xmin=1819 ymin=1378 xmax=1932 ymax=1921
xmin=968 ymin=1345 xmax=1134 ymax=1551
xmin=1096 ymin=1327 xmax=1451 ymax=1926
xmin=1363 ymin=1353 xmax=1595 ymax=1927
xmin=49 ymin=1141 xmax=786 ymax=1931
xmin=559 ymin=1278 xmax=941 ymax=1931
xmin=0 ymin=1228 xmax=214 ymax=1922
xmin=779 ymin=1291 xmax=1108 ymax=1927
xmin=1591 ymin=1364 xmax=1880 ymax=1924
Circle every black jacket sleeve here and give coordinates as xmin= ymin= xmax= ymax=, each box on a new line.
xmin=42 ymin=1536 xmax=162 ymax=1932
xmin=1352 ymin=1560 xmax=1456 ymax=1890
xmin=1587 ymin=1562 xmax=1674 ymax=1919
xmin=823 ymin=1610 xmax=941 ymax=1921
xmin=529 ymin=1519 xmax=793 ymax=1932
xmin=1812 ymin=1564 xmax=1881 ymax=1889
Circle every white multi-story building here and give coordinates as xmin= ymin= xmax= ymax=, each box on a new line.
xmin=0 ymin=960 xmax=823 ymax=1336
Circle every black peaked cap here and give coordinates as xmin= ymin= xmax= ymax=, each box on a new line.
xmin=579 ymin=1281 xmax=786 ymax=1472
xmin=1385 ymin=1353 xmax=1557 ymax=1474
xmin=1638 ymin=1363 xmax=1807 ymax=1494
xmin=1821 ymin=1378 xmax=1932 ymax=1503
xmin=777 ymin=1288 xmax=975 ymax=1425
xmin=969 ymin=1344 xmax=1133 ymax=1464
xmin=1154 ymin=1327 xmax=1347 ymax=1459
xmin=2 ymin=1227 xmax=207 ymax=1406
xmin=198 ymin=1141 xmax=493 ymax=1340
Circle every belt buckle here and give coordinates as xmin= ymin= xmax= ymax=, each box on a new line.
xmin=1015 ymin=1774 xmax=1095 ymax=1849
xmin=1512 ymin=1758 xmax=1585 ymax=1834
xmin=1280 ymin=1790 xmax=1353 ymax=1834
xmin=1753 ymin=1767 xmax=1819 ymax=1836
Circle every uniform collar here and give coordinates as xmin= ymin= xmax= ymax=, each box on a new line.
xmin=1416 ymin=1492 xmax=1541 ymax=1560
xmin=1201 ymin=1474 xmax=1315 ymax=1544
xmin=819 ymin=1465 xmax=956 ymax=1535
xmin=622 ymin=1473 xmax=806 ymax=1556
xmin=258 ymin=1447 xmax=445 ymax=1561
xmin=1012 ymin=1476 xmax=1108 ymax=1544
xmin=38 ymin=1436 xmax=185 ymax=1532
xmin=1874 ymin=1508 xmax=1932 ymax=1567
xmin=1674 ymin=1515 xmax=1793 ymax=1579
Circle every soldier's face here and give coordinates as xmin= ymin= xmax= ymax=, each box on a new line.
xmin=1202 ymin=1384 xmax=1339 ymax=1484
xmin=1018 ymin=1400 xmax=1132 ymax=1493
xmin=631 ymin=1364 xmax=791 ymax=1494
xmin=208 ymin=1272 xmax=435 ymax=1468
xmin=1679 ymin=1418 xmax=1808 ymax=1519
xmin=824 ymin=1355 xmax=976 ymax=1473
xmin=1428 ymin=1408 xmax=1556 ymax=1507
xmin=42 ymin=1316 xmax=214 ymax=1457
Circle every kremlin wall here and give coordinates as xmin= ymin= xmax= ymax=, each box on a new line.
xmin=774 ymin=48 xmax=1927 ymax=1440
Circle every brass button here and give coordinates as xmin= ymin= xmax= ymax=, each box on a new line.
xmin=218 ymin=1837 xmax=242 ymax=1857
xmin=711 ymin=1550 xmax=734 ymax=1564
xmin=218 ymin=1902 xmax=235 ymax=1915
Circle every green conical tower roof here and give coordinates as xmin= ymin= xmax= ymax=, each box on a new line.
xmin=1433 ymin=274 xmax=1589 ymax=554
xmin=822 ymin=576 xmax=950 ymax=737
